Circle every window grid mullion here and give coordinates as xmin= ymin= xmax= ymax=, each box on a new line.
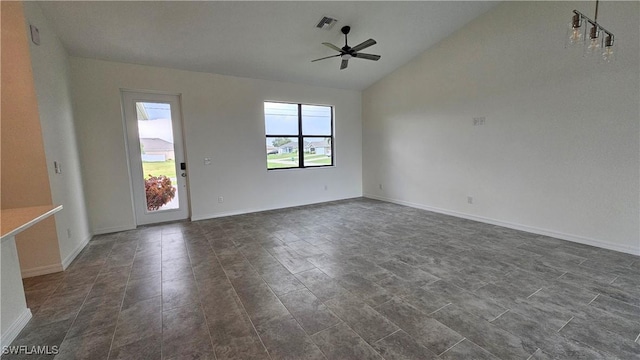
xmin=331 ymin=106 xmax=334 ymax=166
xmin=298 ymin=104 xmax=303 ymax=168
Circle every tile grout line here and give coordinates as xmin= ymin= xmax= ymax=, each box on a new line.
xmin=237 ymin=232 xmax=359 ymax=359
xmin=58 ymin=237 xmax=119 ymax=358
xmin=489 ymin=309 xmax=510 ymax=323
xmin=185 ymin=227 xmax=219 ymax=360
xmin=372 ymin=297 xmax=395 ymax=310
xmin=608 ymin=275 xmax=619 ymax=285
xmin=635 ymin=332 xmax=640 ymax=343
xmin=342 ymin=320 xmax=390 ymax=358
xmin=307 ymin=320 xmax=344 ymax=337
xmin=282 ymin=243 xmax=379 ymax=359
xmin=372 ymin=328 xmax=401 ymax=344
xmin=438 ymin=337 xmax=466 ymax=356
xmin=526 ymin=288 xmax=543 ymax=299
xmin=307 ymin=322 xmax=350 ymax=360
xmin=273 ymin=284 xmax=307 ymax=298
xmin=207 ymin=233 xmax=275 ymax=360
xmin=104 ymin=239 xmax=135 ymax=359
xmin=556 ymin=316 xmax=574 ymax=333
xmin=245 ymin=259 xmax=331 ymax=359
xmin=428 ymin=302 xmax=452 ymax=315
xmin=28 ymin=259 xmax=74 ymax=320
xmin=587 ymin=293 xmax=600 ymax=305
xmin=294 ymin=258 xmax=400 ymax=357
xmin=312 ymin=321 xmax=342 ymax=336
xmin=526 ymin=348 xmax=541 ymax=360
xmin=159 ymin=233 xmax=165 ymax=360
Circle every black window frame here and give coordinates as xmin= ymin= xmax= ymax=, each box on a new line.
xmin=265 ymin=101 xmax=334 ymax=171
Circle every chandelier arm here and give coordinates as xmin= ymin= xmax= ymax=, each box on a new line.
xmin=572 ymin=9 xmax=614 ymax=37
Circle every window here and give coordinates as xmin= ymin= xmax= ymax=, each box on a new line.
xmin=265 ymin=102 xmax=333 ymax=170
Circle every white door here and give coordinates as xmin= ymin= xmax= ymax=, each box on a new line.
xmin=122 ymin=91 xmax=189 ymax=225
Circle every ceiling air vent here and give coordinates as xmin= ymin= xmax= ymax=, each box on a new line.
xmin=315 ymin=16 xmax=338 ymax=30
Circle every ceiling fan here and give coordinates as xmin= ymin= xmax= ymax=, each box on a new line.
xmin=312 ymin=26 xmax=380 ymax=70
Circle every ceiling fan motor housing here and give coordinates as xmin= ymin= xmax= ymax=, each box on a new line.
xmin=341 ymin=26 xmax=352 ymax=51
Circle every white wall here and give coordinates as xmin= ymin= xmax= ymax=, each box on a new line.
xmin=69 ymin=58 xmax=362 ymax=233
xmin=23 ymin=2 xmax=92 ymax=268
xmin=363 ymin=1 xmax=639 ymax=254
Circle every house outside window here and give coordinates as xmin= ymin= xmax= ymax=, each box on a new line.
xmin=264 ymin=102 xmax=333 ymax=170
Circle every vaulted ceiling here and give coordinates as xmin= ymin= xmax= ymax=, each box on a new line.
xmin=38 ymin=1 xmax=498 ymax=90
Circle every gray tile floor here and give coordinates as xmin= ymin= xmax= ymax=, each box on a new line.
xmin=8 ymin=198 xmax=640 ymax=359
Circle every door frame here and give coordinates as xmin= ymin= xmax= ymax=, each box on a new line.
xmin=120 ymin=89 xmax=191 ymax=226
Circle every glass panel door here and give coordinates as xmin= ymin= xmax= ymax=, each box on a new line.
xmin=122 ymin=91 xmax=189 ymax=225
xmin=136 ymin=102 xmax=179 ymax=211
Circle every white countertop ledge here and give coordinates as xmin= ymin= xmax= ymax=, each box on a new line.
xmin=1 ymin=205 xmax=63 ymax=242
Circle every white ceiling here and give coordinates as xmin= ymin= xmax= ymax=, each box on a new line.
xmin=37 ymin=1 xmax=499 ymax=91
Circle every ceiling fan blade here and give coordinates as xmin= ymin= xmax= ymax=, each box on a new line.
xmin=322 ymin=42 xmax=343 ymax=52
xmin=351 ymin=39 xmax=376 ymax=52
xmin=340 ymin=59 xmax=349 ymax=70
xmin=311 ymin=54 xmax=341 ymax=62
xmin=354 ymin=53 xmax=381 ymax=61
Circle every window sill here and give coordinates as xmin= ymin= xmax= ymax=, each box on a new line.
xmin=266 ymin=165 xmax=335 ymax=171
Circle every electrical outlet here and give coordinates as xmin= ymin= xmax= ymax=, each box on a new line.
xmin=379 ymin=184 xmax=383 ymax=190
xmin=204 ymin=157 xmax=212 ymax=165
xmin=324 ymin=185 xmax=328 ymax=191
xmin=467 ymin=196 xmax=474 ymax=204
xmin=218 ymin=196 xmax=224 ymax=203
xmin=66 ymin=228 xmax=72 ymax=238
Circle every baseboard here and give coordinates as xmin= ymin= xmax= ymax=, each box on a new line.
xmin=92 ymin=224 xmax=135 ymax=235
xmin=192 ymin=209 xmax=264 ymax=221
xmin=191 ymin=196 xmax=362 ymax=222
xmin=21 ymin=234 xmax=92 ymax=278
xmin=20 ymin=263 xmax=63 ymax=279
xmin=0 ymin=308 xmax=32 ymax=350
xmin=364 ymin=194 xmax=640 ymax=256
xmin=61 ymin=234 xmax=92 ymax=270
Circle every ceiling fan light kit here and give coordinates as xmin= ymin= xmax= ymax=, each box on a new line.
xmin=312 ymin=25 xmax=381 ymax=70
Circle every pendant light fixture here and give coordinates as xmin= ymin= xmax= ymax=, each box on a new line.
xmin=566 ymin=0 xmax=616 ymax=63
